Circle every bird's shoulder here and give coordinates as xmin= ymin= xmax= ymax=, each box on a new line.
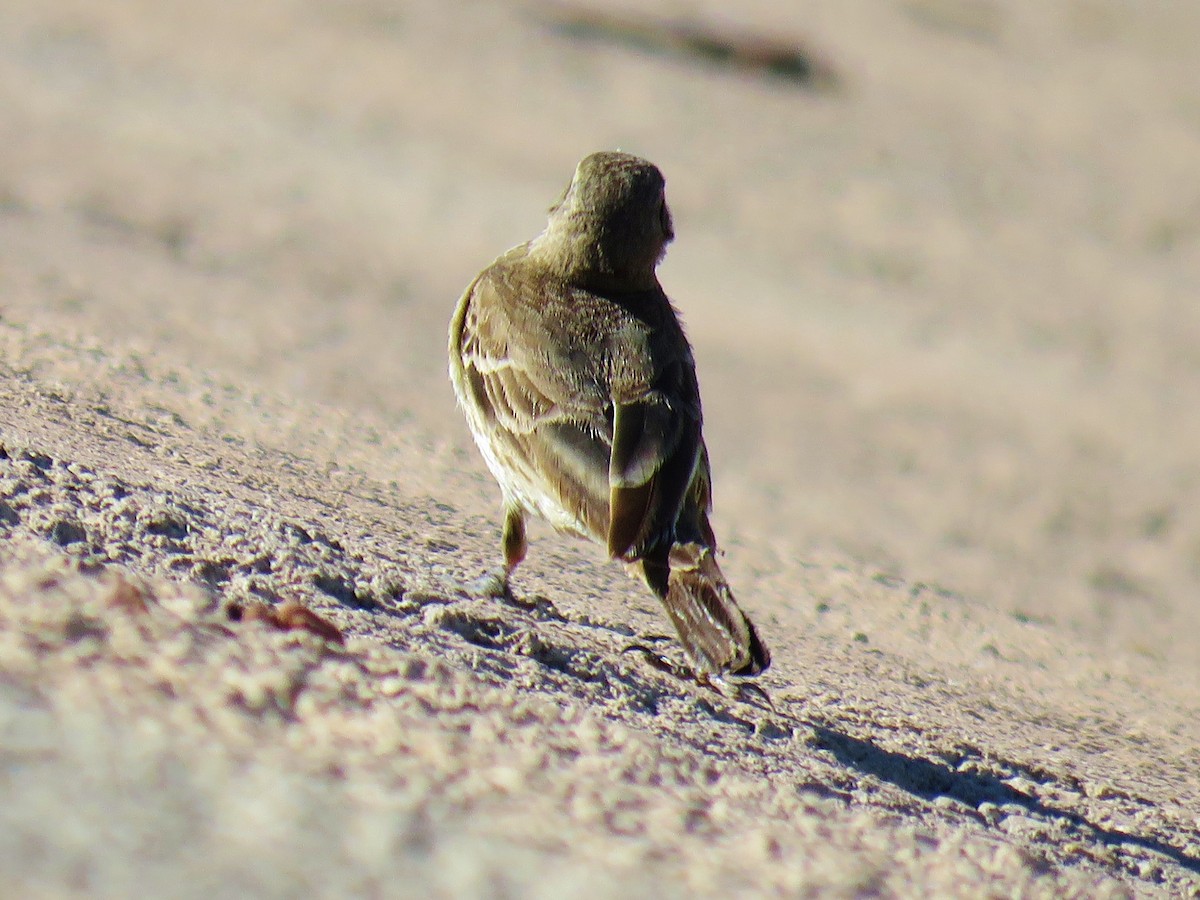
xmin=472 ymin=246 xmax=645 ymax=327
xmin=457 ymin=245 xmax=695 ymax=406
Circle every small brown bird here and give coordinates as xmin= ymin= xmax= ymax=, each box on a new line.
xmin=449 ymin=151 xmax=769 ymax=677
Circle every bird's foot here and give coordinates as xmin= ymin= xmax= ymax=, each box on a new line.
xmin=621 ymin=639 xmax=684 ymax=677
xmin=470 ymin=569 xmax=562 ymax=619
xmin=470 ymin=568 xmax=512 ymax=599
xmin=622 ymin=641 xmax=775 ymax=708
xmin=697 ymin=674 xmax=776 ymax=710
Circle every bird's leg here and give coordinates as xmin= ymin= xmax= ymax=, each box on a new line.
xmin=502 ymin=506 xmax=527 ymax=574
xmin=472 ymin=506 xmax=526 ymax=598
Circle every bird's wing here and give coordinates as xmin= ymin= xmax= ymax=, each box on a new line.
xmin=452 ymin=268 xmax=613 ymax=535
xmin=605 ymin=320 xmax=704 ymax=561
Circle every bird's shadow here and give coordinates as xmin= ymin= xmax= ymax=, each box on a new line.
xmin=807 ymin=722 xmax=1200 ymax=877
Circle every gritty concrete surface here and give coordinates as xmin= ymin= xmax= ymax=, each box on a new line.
xmin=0 ymin=1 xmax=1198 ymax=896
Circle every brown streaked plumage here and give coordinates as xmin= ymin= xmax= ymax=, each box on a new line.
xmin=449 ymin=151 xmax=769 ymax=677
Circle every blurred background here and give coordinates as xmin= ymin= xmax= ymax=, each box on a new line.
xmin=1 ymin=0 xmax=1198 ymax=669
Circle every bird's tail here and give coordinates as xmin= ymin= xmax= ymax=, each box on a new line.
xmin=642 ymin=542 xmax=770 ymax=676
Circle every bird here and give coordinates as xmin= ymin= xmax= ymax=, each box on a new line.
xmin=448 ymin=150 xmax=769 ymax=678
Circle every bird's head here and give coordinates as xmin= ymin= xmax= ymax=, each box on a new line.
xmin=538 ymin=151 xmax=674 ymax=291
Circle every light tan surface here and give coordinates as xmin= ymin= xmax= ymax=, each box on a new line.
xmin=0 ymin=1 xmax=1198 ymax=895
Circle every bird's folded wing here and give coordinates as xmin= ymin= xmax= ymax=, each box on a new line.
xmin=607 ymin=392 xmax=703 ymax=560
xmin=456 ymin=274 xmax=614 ymax=525
xmin=607 ymin=398 xmax=671 ymax=556
xmin=457 ymin=275 xmax=595 ymax=430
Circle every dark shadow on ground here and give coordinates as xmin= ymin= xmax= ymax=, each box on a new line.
xmin=809 ymin=724 xmax=1199 ymax=877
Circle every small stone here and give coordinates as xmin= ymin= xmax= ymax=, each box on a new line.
xmin=50 ymin=518 xmax=87 ymax=546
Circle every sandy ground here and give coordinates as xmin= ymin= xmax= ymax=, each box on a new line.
xmin=1 ymin=1 xmax=1199 ymax=895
